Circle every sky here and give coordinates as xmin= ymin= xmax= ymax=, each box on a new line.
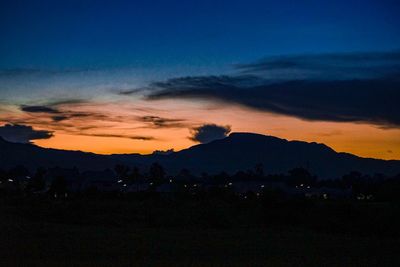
xmin=0 ymin=0 xmax=399 ymax=159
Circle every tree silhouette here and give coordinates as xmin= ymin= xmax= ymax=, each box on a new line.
xmin=214 ymin=171 xmax=230 ymax=183
xmin=8 ymin=165 xmax=30 ymax=179
xmin=50 ymin=176 xmax=67 ymax=197
xmin=128 ymin=166 xmax=142 ymax=184
xmin=177 ymin=168 xmax=192 ymax=181
xmin=342 ymin=171 xmax=362 ymax=187
xmin=149 ymin=162 xmax=165 ymax=185
xmin=114 ymin=164 xmax=130 ymax=182
xmin=287 ymin=167 xmax=316 ymax=186
xmin=28 ymin=167 xmax=46 ymax=192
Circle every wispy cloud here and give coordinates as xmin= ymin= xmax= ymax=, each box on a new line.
xmin=20 ymin=101 xmax=110 ymax=122
xmin=6 ymin=99 xmax=184 ymax=142
xmin=138 ymin=115 xmax=189 ymax=129
xmin=78 ymin=133 xmax=155 ymax=141
xmin=235 ymin=51 xmax=400 ymax=80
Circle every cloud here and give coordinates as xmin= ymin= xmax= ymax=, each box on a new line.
xmin=139 ymin=115 xmax=188 ymax=128
xmin=235 ymin=51 xmax=400 ymax=80
xmin=47 ymin=99 xmax=88 ymax=106
xmin=0 ymin=123 xmax=53 ymax=143
xmin=21 ymin=105 xmax=60 ymax=114
xmin=51 ymin=115 xmax=69 ymax=122
xmin=117 ymin=88 xmax=144 ymax=96
xmin=5 ymin=99 xmax=165 ymax=143
xmin=20 ymin=102 xmax=109 ymax=122
xmin=139 ymin=51 xmax=400 ymax=128
xmin=84 ymin=133 xmax=155 ymax=141
xmin=14 ymin=100 xmax=162 ymax=141
xmin=129 ymin=136 xmax=155 ymax=141
xmin=190 ymin=124 xmax=231 ymax=143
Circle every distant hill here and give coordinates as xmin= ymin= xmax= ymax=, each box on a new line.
xmin=0 ymin=136 xmax=117 ymax=171
xmin=1 ymin=133 xmax=400 ymax=179
xmin=148 ymin=133 xmax=400 ymax=179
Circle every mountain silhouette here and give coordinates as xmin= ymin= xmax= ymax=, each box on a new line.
xmin=0 ymin=136 xmax=118 ymax=171
xmin=1 ymin=133 xmax=399 ymax=179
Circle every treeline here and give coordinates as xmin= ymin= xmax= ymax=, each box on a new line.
xmin=1 ymin=163 xmax=400 ymax=201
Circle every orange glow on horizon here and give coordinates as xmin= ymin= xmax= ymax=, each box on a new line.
xmin=2 ymin=99 xmax=399 ymax=160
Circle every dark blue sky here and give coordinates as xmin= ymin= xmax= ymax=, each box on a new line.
xmin=1 ymin=0 xmax=399 ymax=70
xmin=0 ymin=0 xmax=400 ymax=159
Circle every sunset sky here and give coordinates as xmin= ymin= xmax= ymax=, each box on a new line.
xmin=0 ymin=0 xmax=399 ymax=159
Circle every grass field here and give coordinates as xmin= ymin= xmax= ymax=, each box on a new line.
xmin=1 ymin=197 xmax=400 ymax=266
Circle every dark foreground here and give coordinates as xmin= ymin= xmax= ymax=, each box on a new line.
xmin=1 ymin=196 xmax=400 ymax=266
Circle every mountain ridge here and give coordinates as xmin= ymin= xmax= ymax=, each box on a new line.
xmin=1 ymin=132 xmax=399 ymax=179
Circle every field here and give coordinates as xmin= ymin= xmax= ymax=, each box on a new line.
xmin=1 ymin=196 xmax=400 ymax=266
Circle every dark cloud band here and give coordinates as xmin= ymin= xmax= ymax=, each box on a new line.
xmin=139 ymin=51 xmax=400 ymax=128
xmin=21 ymin=105 xmax=60 ymax=114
